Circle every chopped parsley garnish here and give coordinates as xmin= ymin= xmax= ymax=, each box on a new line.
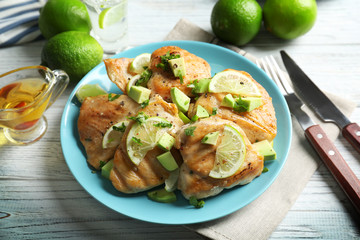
xmin=211 ymin=107 xmax=218 ymax=116
xmin=153 ymin=122 xmax=173 ymax=128
xmin=262 ymin=167 xmax=269 ymax=173
xmin=113 ymin=122 xmax=127 ymax=132
xmin=127 ymin=112 xmax=149 ymax=124
xmin=140 ymin=99 xmax=149 ymax=108
xmin=155 ymin=51 xmax=180 ymax=71
xmin=233 ymin=96 xmax=248 ymax=112
xmin=131 ymin=137 xmax=142 ymax=145
xmin=184 ymin=126 xmax=196 ymax=136
xmin=99 ymin=161 xmax=106 ymax=169
xmin=189 ymin=196 xmax=205 ymax=208
xmin=108 ymin=93 xmax=120 ymax=101
xmin=179 ymin=74 xmax=184 ymax=84
xmin=136 ymin=69 xmax=152 ymax=86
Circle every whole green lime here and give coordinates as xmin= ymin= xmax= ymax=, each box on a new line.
xmin=263 ymin=0 xmax=317 ymax=40
xmin=210 ymin=0 xmax=262 ymax=46
xmin=41 ymin=31 xmax=103 ymax=82
xmin=39 ymin=0 xmax=91 ymax=39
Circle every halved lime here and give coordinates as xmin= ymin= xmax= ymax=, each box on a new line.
xmin=209 ymin=125 xmax=246 ymax=179
xmin=102 ymin=120 xmax=129 ymax=149
xmin=129 ymin=53 xmax=151 ymax=74
xmin=208 ymin=70 xmax=261 ymax=97
xmin=98 ymin=2 xmax=126 ymax=29
xmin=75 ymin=84 xmax=107 ymax=103
xmin=126 ymin=117 xmax=172 ymax=165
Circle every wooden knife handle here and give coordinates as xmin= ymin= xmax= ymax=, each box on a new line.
xmin=305 ymin=125 xmax=360 ymax=214
xmin=342 ymin=123 xmax=360 ymax=154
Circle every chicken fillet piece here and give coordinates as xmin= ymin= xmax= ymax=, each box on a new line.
xmin=110 ymin=95 xmax=184 ymax=193
xmin=78 ymin=94 xmax=140 ymax=169
xmin=175 ymin=117 xmax=264 ymax=199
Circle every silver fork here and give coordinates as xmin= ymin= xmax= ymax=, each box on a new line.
xmin=257 ymin=56 xmax=360 ymax=214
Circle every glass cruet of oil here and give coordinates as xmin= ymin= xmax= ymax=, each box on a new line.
xmin=0 ymin=65 xmax=69 ymax=145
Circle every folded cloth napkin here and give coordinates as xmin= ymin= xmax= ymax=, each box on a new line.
xmin=0 ymin=0 xmax=45 ymax=47
xmin=165 ymin=18 xmax=357 ymax=240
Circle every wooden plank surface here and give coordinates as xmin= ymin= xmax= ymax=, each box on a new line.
xmin=1 ymin=0 xmax=360 ymax=239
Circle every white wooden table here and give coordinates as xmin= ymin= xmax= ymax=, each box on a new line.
xmin=1 ymin=0 xmax=360 ymax=239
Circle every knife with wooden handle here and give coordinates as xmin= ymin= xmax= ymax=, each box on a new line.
xmin=281 ymin=50 xmax=360 ymax=154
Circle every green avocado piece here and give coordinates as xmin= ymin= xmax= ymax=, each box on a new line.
xmin=178 ymin=111 xmax=191 ymax=124
xmin=170 ymin=87 xmax=190 ymax=112
xmin=191 ymin=105 xmax=209 ymax=121
xmin=191 ymin=78 xmax=211 ymax=94
xmin=234 ymin=96 xmax=263 ymax=112
xmin=156 ymin=151 xmax=179 ymax=171
xmin=169 ymin=57 xmax=186 ymax=78
xmin=201 ymin=131 xmax=220 ymax=145
xmin=101 ymin=159 xmax=113 ymax=179
xmin=128 ymin=86 xmax=151 ymax=103
xmin=221 ymin=94 xmax=235 ymax=108
xmin=157 ymin=132 xmax=175 ymax=151
xmin=253 ymin=140 xmax=276 ymax=160
xmin=147 ymin=188 xmax=177 ymax=203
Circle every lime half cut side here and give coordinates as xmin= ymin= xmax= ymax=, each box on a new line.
xmin=129 ymin=53 xmax=151 ymax=74
xmin=102 ymin=120 xmax=129 ymax=149
xmin=209 ymin=125 xmax=246 ymax=179
xmin=98 ymin=2 xmax=126 ymax=29
xmin=126 ymin=117 xmax=172 ymax=165
xmin=208 ymin=70 xmax=261 ymax=97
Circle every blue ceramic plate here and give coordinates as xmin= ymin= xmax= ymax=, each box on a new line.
xmin=60 ymin=40 xmax=292 ymax=225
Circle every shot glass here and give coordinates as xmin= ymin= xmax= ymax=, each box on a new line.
xmin=83 ymin=0 xmax=128 ymax=54
xmin=0 ymin=66 xmax=69 ymax=145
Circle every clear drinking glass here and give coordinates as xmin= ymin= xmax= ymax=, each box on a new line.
xmin=0 ymin=66 xmax=69 ymax=145
xmin=83 ymin=0 xmax=128 ymax=54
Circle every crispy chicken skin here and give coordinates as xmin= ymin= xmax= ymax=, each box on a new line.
xmin=189 ymin=69 xmax=276 ymax=143
xmin=104 ymin=58 xmax=135 ymax=93
xmin=175 ymin=117 xmax=264 ymax=199
xmin=110 ymin=95 xmax=184 ymax=193
xmin=148 ymin=46 xmax=211 ymax=101
xmin=78 ymin=94 xmax=140 ymax=169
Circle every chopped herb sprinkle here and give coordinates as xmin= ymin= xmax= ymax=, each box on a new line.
xmin=153 ymin=122 xmax=173 ymax=128
xmin=113 ymin=122 xmax=127 ymax=132
xmin=185 ymin=126 xmax=196 ymax=136
xmin=108 ymin=93 xmax=120 ymax=101
xmin=131 ymin=137 xmax=142 ymax=145
xmin=155 ymin=51 xmax=180 ymax=71
xmin=189 ymin=196 xmax=205 ymax=208
xmin=127 ymin=112 xmax=149 ymax=124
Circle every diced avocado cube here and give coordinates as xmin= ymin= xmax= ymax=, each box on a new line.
xmin=147 ymin=188 xmax=177 ymax=203
xmin=156 ymin=151 xmax=178 ymax=171
xmin=178 ymin=111 xmax=191 ymax=124
xmin=101 ymin=159 xmax=113 ymax=179
xmin=242 ymin=97 xmax=263 ymax=111
xmin=253 ymin=140 xmax=276 ymax=160
xmin=201 ymin=131 xmax=220 ymax=145
xmin=192 ymin=78 xmax=211 ymax=94
xmin=169 ymin=57 xmax=186 ymax=78
xmin=191 ymin=105 xmax=209 ymax=121
xmin=170 ymin=87 xmax=190 ymax=112
xmin=157 ymin=132 xmax=175 ymax=151
xmin=128 ymin=86 xmax=151 ymax=104
xmin=221 ymin=94 xmax=235 ymax=108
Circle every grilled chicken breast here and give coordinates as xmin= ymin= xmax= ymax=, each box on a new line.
xmin=147 ymin=46 xmax=211 ymax=101
xmin=110 ymin=95 xmax=184 ymax=193
xmin=78 ymin=94 xmax=140 ymax=169
xmin=104 ymin=58 xmax=135 ymax=93
xmin=175 ymin=117 xmax=264 ymax=199
xmin=189 ymin=70 xmax=276 ymax=143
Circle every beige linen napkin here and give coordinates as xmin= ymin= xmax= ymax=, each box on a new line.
xmin=166 ymin=19 xmax=357 ymax=240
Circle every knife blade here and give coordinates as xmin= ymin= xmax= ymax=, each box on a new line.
xmin=280 ymin=50 xmax=360 ymax=154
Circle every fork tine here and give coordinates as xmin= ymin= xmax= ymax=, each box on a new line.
xmin=268 ymin=56 xmax=294 ymax=95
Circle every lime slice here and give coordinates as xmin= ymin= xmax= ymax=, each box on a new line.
xmin=75 ymin=84 xmax=107 ymax=103
xmin=126 ymin=74 xmax=141 ymax=94
xmin=208 ymin=70 xmax=261 ymax=97
xmin=209 ymin=125 xmax=246 ymax=179
xmin=98 ymin=2 xmax=126 ymax=29
xmin=102 ymin=121 xmax=129 ymax=149
xmin=126 ymin=117 xmax=172 ymax=165
xmin=129 ymin=53 xmax=151 ymax=74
